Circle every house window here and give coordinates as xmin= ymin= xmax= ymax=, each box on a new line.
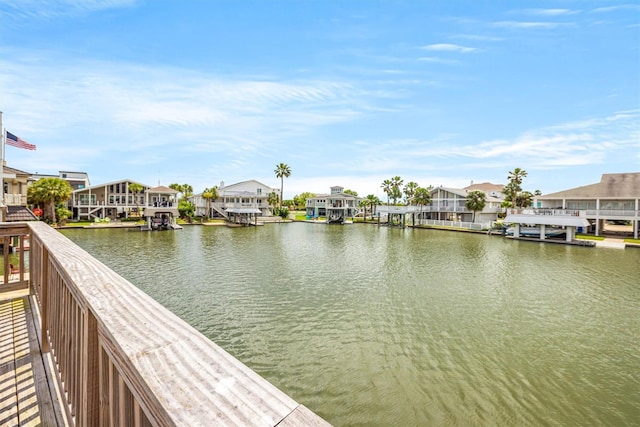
xmin=62 ymin=173 xmax=67 ymax=178
xmin=257 ymin=188 xmax=262 ymax=195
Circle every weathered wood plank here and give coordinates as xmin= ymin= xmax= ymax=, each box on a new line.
xmin=27 ymin=291 xmax=68 ymax=427
xmin=0 ymin=300 xmax=19 ymax=427
xmin=22 ymin=295 xmax=62 ymax=426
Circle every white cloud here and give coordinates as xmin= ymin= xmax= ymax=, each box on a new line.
xmin=491 ymin=21 xmax=572 ymax=29
xmin=423 ymin=110 xmax=640 ymax=170
xmin=521 ymin=8 xmax=580 ymax=16
xmin=591 ymin=4 xmax=640 ymax=13
xmin=420 ymin=43 xmax=480 ymax=53
xmin=417 ymin=57 xmax=461 ymax=65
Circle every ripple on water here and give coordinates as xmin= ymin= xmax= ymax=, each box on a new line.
xmin=61 ymin=225 xmax=640 ymax=427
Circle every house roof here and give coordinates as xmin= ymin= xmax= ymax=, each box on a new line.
xmin=147 ymin=185 xmax=179 ymax=194
xmin=464 ymin=182 xmax=504 ymax=194
xmin=3 ymin=165 xmax=31 ymax=176
xmin=73 ymin=179 xmax=149 ymax=193
xmin=309 ymin=192 xmax=359 ymax=200
xmin=5 ymin=206 xmax=38 ymax=222
xmin=538 ymin=173 xmax=640 ymax=199
xmin=221 ymin=179 xmax=275 ymax=190
xmin=431 ymin=185 xmax=503 ymax=203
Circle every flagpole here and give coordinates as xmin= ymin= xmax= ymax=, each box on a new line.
xmin=0 ymin=110 xmax=4 ymax=222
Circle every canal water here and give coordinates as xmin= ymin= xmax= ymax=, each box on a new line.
xmin=60 ymin=223 xmax=639 ymax=426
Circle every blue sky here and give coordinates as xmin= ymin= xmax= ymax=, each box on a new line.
xmin=1 ymin=0 xmax=638 ymax=199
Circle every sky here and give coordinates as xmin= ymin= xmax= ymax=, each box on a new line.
xmin=0 ymin=0 xmax=638 ymax=200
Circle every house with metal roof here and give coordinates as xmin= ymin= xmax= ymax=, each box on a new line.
xmin=533 ymin=172 xmax=640 ymax=238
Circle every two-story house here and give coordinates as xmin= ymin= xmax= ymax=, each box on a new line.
xmin=305 ymin=186 xmax=360 ymax=223
xmin=421 ymin=182 xmax=504 ymax=223
xmin=71 ymin=179 xmax=151 ymax=221
xmin=191 ymin=180 xmax=279 ymax=221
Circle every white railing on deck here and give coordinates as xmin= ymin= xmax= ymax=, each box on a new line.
xmin=585 ymin=209 xmax=639 ymax=217
xmin=418 ymin=219 xmax=490 ymax=231
xmin=20 ymin=221 xmax=330 ymax=426
xmin=509 ymin=208 xmax=582 ymax=216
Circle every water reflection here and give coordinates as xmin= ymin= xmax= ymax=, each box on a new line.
xmin=61 ymin=224 xmax=640 ymax=426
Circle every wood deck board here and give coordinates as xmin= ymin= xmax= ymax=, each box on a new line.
xmin=0 ymin=299 xmax=19 ymax=427
xmin=0 ymin=295 xmax=65 ymax=427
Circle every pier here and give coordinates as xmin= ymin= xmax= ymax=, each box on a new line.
xmin=0 ymin=221 xmax=330 ymax=426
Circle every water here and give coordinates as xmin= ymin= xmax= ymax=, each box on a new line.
xmin=60 ymin=224 xmax=640 ymax=426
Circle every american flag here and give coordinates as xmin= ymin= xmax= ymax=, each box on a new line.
xmin=5 ymin=131 xmax=37 ymax=150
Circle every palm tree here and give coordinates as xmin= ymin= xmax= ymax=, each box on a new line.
xmin=390 ymin=176 xmax=404 ymax=204
xmin=507 ymin=168 xmax=527 ymax=208
xmin=403 ymin=181 xmax=418 ymax=205
xmin=517 ymin=191 xmax=534 ymax=208
xmin=413 ymin=187 xmax=431 ymax=225
xmin=128 ymin=183 xmax=143 ymax=218
xmin=27 ymin=177 xmax=73 ymax=224
xmin=366 ymin=194 xmax=380 ymax=219
xmin=267 ymin=191 xmax=279 ymax=212
xmin=169 ymin=183 xmax=193 ymax=202
xmin=202 ymin=186 xmax=219 ymax=219
xmin=381 ymin=179 xmax=392 ymax=206
xmin=465 ymin=190 xmax=486 ymax=222
xmin=274 ymin=163 xmax=291 ymax=208
xmin=359 ymin=199 xmax=369 ymax=220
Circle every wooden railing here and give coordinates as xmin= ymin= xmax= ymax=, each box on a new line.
xmin=0 ymin=223 xmax=30 ymax=291
xmin=20 ymin=221 xmax=330 ymax=426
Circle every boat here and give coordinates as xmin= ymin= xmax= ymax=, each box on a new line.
xmin=140 ymin=212 xmax=182 ymax=231
xmin=505 ymin=226 xmax=565 ymax=238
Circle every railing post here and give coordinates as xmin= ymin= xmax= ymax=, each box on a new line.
xmin=81 ymin=309 xmax=99 ymax=426
xmin=41 ymin=247 xmax=50 ymax=353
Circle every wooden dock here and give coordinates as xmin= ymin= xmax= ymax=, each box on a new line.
xmin=0 ymin=290 xmax=66 ymax=426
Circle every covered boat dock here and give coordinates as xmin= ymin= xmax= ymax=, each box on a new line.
xmin=504 ymin=209 xmax=591 ymax=242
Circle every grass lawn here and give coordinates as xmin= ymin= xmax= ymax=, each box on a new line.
xmin=63 ymin=221 xmax=94 ymax=227
xmin=0 ymin=253 xmax=22 ymax=275
xmin=576 ymin=234 xmax=605 ymax=241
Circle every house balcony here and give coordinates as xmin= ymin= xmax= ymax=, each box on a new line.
xmin=0 ymin=221 xmax=330 ymax=426
xmin=4 ymin=193 xmax=26 ymax=206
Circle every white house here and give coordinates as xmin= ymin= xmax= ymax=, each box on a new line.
xmin=191 ymin=180 xmax=279 ymax=219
